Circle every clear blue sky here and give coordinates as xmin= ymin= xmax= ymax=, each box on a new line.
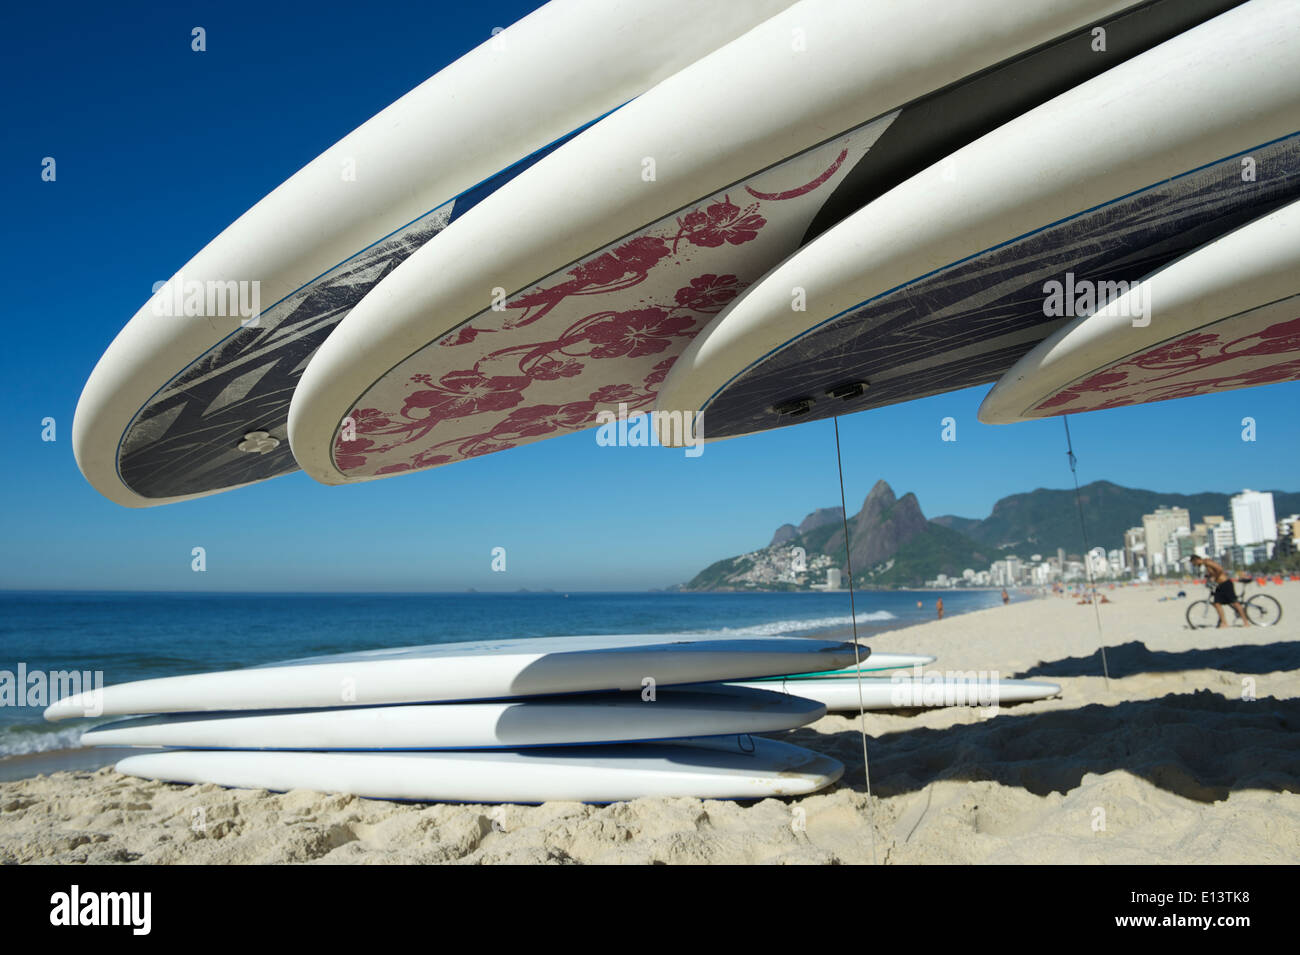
xmin=4 ymin=0 xmax=1297 ymax=592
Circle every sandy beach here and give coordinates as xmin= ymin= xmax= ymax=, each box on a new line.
xmin=2 ymin=584 xmax=1297 ymax=864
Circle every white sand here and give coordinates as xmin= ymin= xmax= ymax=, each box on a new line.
xmin=2 ymin=583 xmax=1297 ymax=864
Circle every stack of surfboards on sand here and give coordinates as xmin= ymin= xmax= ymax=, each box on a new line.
xmin=49 ymin=641 xmax=1061 ymax=801
xmin=50 ymin=635 xmax=862 ymax=802
xmin=66 ymin=0 xmax=1297 ymax=799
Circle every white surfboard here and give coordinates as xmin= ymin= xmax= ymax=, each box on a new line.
xmin=751 ymin=652 xmax=936 ymax=681
xmin=114 ymin=736 xmax=844 ymax=802
xmin=285 ymin=0 xmax=1221 ymax=485
xmin=979 ymin=198 xmax=1300 ymax=422
xmin=72 ymin=0 xmax=797 ymax=507
xmin=652 ymin=0 xmax=1300 ymax=444
xmin=44 ymin=634 xmax=857 ymax=721
xmin=80 ymin=685 xmax=825 ymax=750
xmin=728 ymin=676 xmax=1061 ymax=711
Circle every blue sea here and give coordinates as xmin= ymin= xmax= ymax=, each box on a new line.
xmin=0 ymin=589 xmax=1009 ymax=760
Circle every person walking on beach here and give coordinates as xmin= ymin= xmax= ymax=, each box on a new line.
xmin=1001 ymin=588 xmax=1009 ymax=605
xmin=1190 ymin=555 xmax=1251 ymax=627
xmin=936 ymin=597 xmax=944 ymax=620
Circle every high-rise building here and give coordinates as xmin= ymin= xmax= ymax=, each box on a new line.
xmin=1142 ymin=506 xmax=1190 ymax=569
xmin=1231 ymin=490 xmax=1277 ymax=546
xmin=1209 ymin=521 xmax=1235 ymax=558
xmin=1123 ymin=526 xmax=1146 ymax=573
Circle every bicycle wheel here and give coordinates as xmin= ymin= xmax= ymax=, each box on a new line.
xmin=1245 ymin=594 xmax=1282 ymax=626
xmin=1186 ymin=600 xmax=1218 ymax=628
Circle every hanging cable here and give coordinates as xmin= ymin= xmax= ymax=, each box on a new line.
xmin=832 ymin=416 xmax=878 ymax=865
xmin=1063 ymin=415 xmax=1111 ymax=686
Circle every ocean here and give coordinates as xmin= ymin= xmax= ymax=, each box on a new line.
xmin=0 ymin=588 xmax=1009 ymax=764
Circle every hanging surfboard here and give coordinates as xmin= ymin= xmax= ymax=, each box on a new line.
xmin=978 ymin=198 xmax=1300 ymax=422
xmin=71 ymin=0 xmax=798 ymax=507
xmin=286 ymin=0 xmax=1236 ymax=485
xmin=651 ymin=0 xmax=1299 ymax=445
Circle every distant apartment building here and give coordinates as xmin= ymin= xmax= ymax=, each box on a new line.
xmin=1276 ymin=515 xmax=1299 ymax=558
xmin=1142 ymin=506 xmax=1191 ymax=572
xmin=1085 ymin=547 xmax=1109 ymax=579
xmin=1123 ymin=527 xmax=1146 ymax=574
xmin=825 ymin=568 xmax=842 ymax=590
xmin=1209 ymin=521 xmax=1236 ymax=558
xmin=1231 ymin=490 xmax=1277 ymax=546
xmin=991 ymin=557 xmax=1023 ymax=587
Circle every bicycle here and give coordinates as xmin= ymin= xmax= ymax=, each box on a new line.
xmin=1185 ymin=577 xmax=1283 ymax=628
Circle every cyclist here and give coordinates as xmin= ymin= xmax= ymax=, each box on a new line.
xmin=1189 ymin=555 xmax=1251 ymax=627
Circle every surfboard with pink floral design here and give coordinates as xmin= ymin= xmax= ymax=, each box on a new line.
xmin=331 ymin=125 xmax=890 ymax=478
xmin=980 ymin=198 xmax=1300 ymax=423
xmin=292 ymin=0 xmax=1241 ymax=486
xmin=1026 ymin=301 xmax=1300 ymax=416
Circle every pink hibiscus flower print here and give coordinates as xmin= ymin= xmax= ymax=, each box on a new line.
xmin=674 ymin=196 xmax=766 ymax=250
xmin=488 ymin=401 xmax=595 ymax=440
xmin=674 ymin=273 xmax=742 ymax=314
xmin=401 ymin=369 xmax=530 ymax=421
xmin=566 ymin=236 xmax=673 ymax=289
xmin=334 ymin=435 xmax=375 ymax=472
xmin=589 ymin=383 xmax=638 ymax=403
xmin=643 ymin=358 xmax=676 ymax=388
xmin=347 ymin=407 xmax=394 ymax=434
xmin=582 ymin=308 xmax=696 ymax=360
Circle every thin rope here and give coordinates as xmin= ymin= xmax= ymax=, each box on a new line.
xmin=1063 ymin=416 xmax=1111 ymax=686
xmin=832 ymin=416 xmax=878 ymax=865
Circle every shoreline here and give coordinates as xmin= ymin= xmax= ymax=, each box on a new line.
xmin=1 ymin=584 xmax=1295 ymax=863
xmin=0 ymin=590 xmax=1008 ymax=777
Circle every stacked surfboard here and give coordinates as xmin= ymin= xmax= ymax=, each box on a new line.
xmin=50 ymin=640 xmax=1061 ymax=800
xmin=50 ymin=635 xmax=863 ymax=802
xmin=730 ymin=654 xmax=1062 ymax=711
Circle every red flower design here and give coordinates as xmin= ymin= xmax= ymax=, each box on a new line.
xmin=566 ymin=236 xmax=672 ymax=288
xmin=440 ymin=326 xmax=479 ymax=347
xmin=1129 ymin=333 xmax=1221 ymax=370
xmin=335 ymin=435 xmax=375 ymax=472
xmin=347 ymin=408 xmax=393 ymax=434
xmin=643 ymin=358 xmax=675 ymax=388
xmin=1224 ymin=315 xmax=1300 ymax=357
xmin=527 ymin=357 xmax=585 ymax=381
xmin=674 ymin=273 xmax=742 ymax=313
xmin=401 ymin=370 xmax=530 ymax=421
xmin=486 ymin=401 xmax=595 ymax=440
xmin=589 ymin=383 xmax=638 ymax=403
xmin=675 ymin=196 xmax=765 ymax=250
xmin=582 ymin=308 xmax=696 ymax=359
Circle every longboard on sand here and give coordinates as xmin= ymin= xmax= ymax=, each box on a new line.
xmin=286 ymin=0 xmax=1233 ymax=484
xmin=727 ymin=677 xmax=1061 ymax=711
xmin=114 ymin=736 xmax=844 ymax=802
xmin=44 ymin=634 xmax=857 ymax=720
xmin=81 ymin=685 xmax=825 ymax=750
xmin=652 ymin=0 xmax=1299 ymax=443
